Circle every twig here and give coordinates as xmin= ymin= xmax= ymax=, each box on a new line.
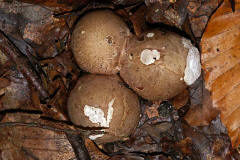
xmin=0 ymin=122 xmax=104 ymax=136
xmin=0 ymin=122 xmax=78 ymax=133
xmin=21 ymin=147 xmax=40 ymax=160
xmin=0 ymin=31 xmax=49 ymax=100
xmin=229 ymin=0 xmax=235 ymax=12
xmin=66 ymin=133 xmax=91 ymax=160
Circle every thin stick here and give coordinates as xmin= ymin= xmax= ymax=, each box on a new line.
xmin=0 ymin=122 xmax=104 ymax=136
xmin=0 ymin=31 xmax=49 ymax=100
xmin=66 ymin=133 xmax=91 ymax=160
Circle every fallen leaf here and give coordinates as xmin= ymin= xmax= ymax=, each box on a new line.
xmin=129 ymin=5 xmax=147 ymax=39
xmin=145 ymin=0 xmax=188 ymax=29
xmin=145 ymin=104 xmax=159 ymax=119
xmin=171 ymin=89 xmax=189 ymax=109
xmin=17 ymin=0 xmax=84 ymax=12
xmin=183 ymin=75 xmax=219 ymax=126
xmin=22 ymin=11 xmax=70 ymax=58
xmin=0 ymin=2 xmax=71 ymax=59
xmin=182 ymin=117 xmax=233 ymax=159
xmin=0 ymin=78 xmax=10 ymax=89
xmin=0 ymin=69 xmax=34 ymax=111
xmin=40 ymin=51 xmax=79 ymax=120
xmin=184 ymin=85 xmax=219 ymax=126
xmin=110 ymin=154 xmax=145 ymax=160
xmin=0 ymin=113 xmax=75 ymax=160
xmin=187 ymin=0 xmax=221 ymax=38
xmin=175 ymin=137 xmax=192 ymax=155
xmin=201 ymin=1 xmax=240 ymax=148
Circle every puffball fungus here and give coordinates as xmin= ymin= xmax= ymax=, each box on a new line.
xmin=71 ymin=10 xmax=130 ymax=74
xmin=67 ymin=74 xmax=140 ymax=143
xmin=120 ymin=29 xmax=201 ymax=101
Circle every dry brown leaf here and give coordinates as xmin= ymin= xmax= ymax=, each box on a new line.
xmin=171 ymin=89 xmax=189 ymax=109
xmin=183 ymin=75 xmax=219 ymax=127
xmin=129 ymin=5 xmax=147 ymax=39
xmin=18 ymin=0 xmax=87 ymax=9
xmin=184 ymin=87 xmax=219 ymax=126
xmin=0 ymin=69 xmax=34 ymax=111
xmin=145 ymin=0 xmax=188 ymax=29
xmin=0 ymin=2 xmax=70 ymax=58
xmin=175 ymin=137 xmax=192 ymax=155
xmin=39 ymin=51 xmax=79 ymax=120
xmin=182 ymin=119 xmax=233 ymax=159
xmin=22 ymin=14 xmax=70 ymax=58
xmin=0 ymin=78 xmax=10 ymax=89
xmin=187 ymin=0 xmax=221 ymax=38
xmin=145 ymin=104 xmax=159 ymax=119
xmin=0 ymin=113 xmax=75 ymax=160
xmin=201 ymin=1 xmax=240 ymax=148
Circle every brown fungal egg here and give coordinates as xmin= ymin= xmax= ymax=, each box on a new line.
xmin=120 ymin=29 xmax=201 ymax=101
xmin=67 ymin=74 xmax=140 ymax=143
xmin=71 ymin=10 xmax=131 ymax=74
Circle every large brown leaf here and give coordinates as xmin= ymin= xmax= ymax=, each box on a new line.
xmin=201 ymin=1 xmax=240 ymax=148
xmin=0 ymin=113 xmax=75 ymax=160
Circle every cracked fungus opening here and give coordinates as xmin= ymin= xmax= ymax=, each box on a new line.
xmin=84 ymin=99 xmax=115 ymax=128
xmin=120 ymin=30 xmax=191 ymax=101
xmin=67 ymin=74 xmax=140 ymax=143
xmin=182 ymin=37 xmax=201 ymax=85
xmin=146 ymin=32 xmax=155 ymax=38
xmin=140 ymin=49 xmax=160 ymax=65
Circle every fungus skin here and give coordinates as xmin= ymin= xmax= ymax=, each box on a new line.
xmin=71 ymin=10 xmax=130 ymax=74
xmin=67 ymin=74 xmax=140 ymax=143
xmin=120 ymin=29 xmax=200 ymax=101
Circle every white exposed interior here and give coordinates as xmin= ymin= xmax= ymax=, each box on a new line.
xmin=182 ymin=37 xmax=201 ymax=85
xmin=146 ymin=32 xmax=155 ymax=38
xmin=89 ymin=132 xmax=105 ymax=140
xmin=84 ymin=99 xmax=115 ymax=140
xmin=84 ymin=98 xmax=115 ymax=127
xmin=84 ymin=105 xmax=107 ymax=127
xmin=140 ymin=49 xmax=160 ymax=65
xmin=106 ymin=98 xmax=114 ymax=126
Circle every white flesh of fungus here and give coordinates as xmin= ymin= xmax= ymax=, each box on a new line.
xmin=182 ymin=37 xmax=201 ymax=85
xmin=146 ymin=32 xmax=155 ymax=38
xmin=140 ymin=49 xmax=160 ymax=65
xmin=89 ymin=132 xmax=105 ymax=140
xmin=84 ymin=99 xmax=115 ymax=140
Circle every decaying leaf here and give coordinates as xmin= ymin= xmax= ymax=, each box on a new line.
xmin=0 ymin=1 xmax=71 ymax=59
xmin=187 ymin=0 xmax=221 ymax=38
xmin=184 ymin=81 xmax=219 ymax=126
xmin=0 ymin=61 xmax=34 ymax=111
xmin=0 ymin=113 xmax=75 ymax=160
xmin=0 ymin=1 xmax=80 ymax=120
xmin=183 ymin=75 xmax=219 ymax=126
xmin=171 ymin=89 xmax=189 ymax=109
xmin=145 ymin=0 xmax=221 ymax=38
xmin=39 ymin=51 xmax=79 ymax=120
xmin=201 ymin=1 xmax=240 ymax=148
xmin=145 ymin=0 xmax=188 ymax=29
xmin=18 ymin=0 xmax=86 ymax=10
xmin=129 ymin=5 xmax=147 ymax=39
xmin=182 ymin=117 xmax=233 ymax=159
xmin=19 ymin=0 xmax=143 ymax=9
